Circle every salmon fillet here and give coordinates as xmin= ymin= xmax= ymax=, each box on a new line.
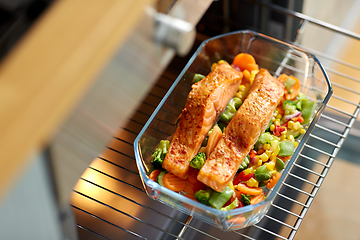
xmin=162 ymin=61 xmax=243 ymax=179
xmin=197 ymin=69 xmax=285 ymax=192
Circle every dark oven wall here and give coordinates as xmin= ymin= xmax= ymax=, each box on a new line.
xmin=196 ymin=0 xmax=304 ymax=42
xmin=0 ymin=0 xmax=54 ymax=60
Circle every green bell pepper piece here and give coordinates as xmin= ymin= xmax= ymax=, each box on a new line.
xmin=301 ymin=101 xmax=316 ymax=124
xmin=209 ymin=186 xmax=234 ymax=209
xmin=284 ymin=77 xmax=296 ymax=90
xmin=258 ymin=181 xmax=267 ymax=187
xmin=255 ymin=165 xmax=272 ymax=182
xmin=278 ymin=140 xmax=294 ymax=157
xmin=238 ymin=154 xmax=250 ymax=171
xmin=276 ymin=157 xmax=285 ymax=172
xmin=220 ymin=197 xmax=239 ymax=211
xmin=192 ymin=73 xmax=205 ymax=83
xmin=295 ymin=92 xmax=307 ymax=110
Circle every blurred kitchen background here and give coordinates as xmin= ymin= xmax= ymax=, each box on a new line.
xmin=0 ymin=0 xmax=360 ymax=239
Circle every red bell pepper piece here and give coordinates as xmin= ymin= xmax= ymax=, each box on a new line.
xmin=249 ymin=149 xmax=257 ymax=156
xmin=292 ymin=115 xmax=304 ymax=123
xmin=223 ymin=192 xmax=237 ymax=208
xmin=248 ymin=149 xmax=257 ymax=166
xmin=233 ymin=172 xmax=255 ymax=185
xmin=237 ymin=199 xmax=245 ymax=208
xmin=273 ymin=125 xmax=286 ymax=137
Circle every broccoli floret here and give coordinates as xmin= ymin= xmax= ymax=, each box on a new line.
xmin=190 ymin=152 xmax=206 ymax=170
xmin=282 ymin=100 xmax=297 ymax=115
xmin=241 ymin=194 xmax=252 ymax=206
xmin=151 ymin=140 xmax=169 ymax=169
xmin=194 ymin=189 xmax=213 ymax=205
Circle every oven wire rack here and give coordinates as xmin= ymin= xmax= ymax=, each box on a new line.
xmin=70 ymin=3 xmax=360 ymax=240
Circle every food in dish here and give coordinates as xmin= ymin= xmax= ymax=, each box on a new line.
xmin=148 ymin=53 xmax=315 ymax=211
xmin=198 ymin=69 xmax=285 ymax=192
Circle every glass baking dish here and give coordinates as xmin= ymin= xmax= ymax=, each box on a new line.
xmin=134 ymin=30 xmax=332 ymax=231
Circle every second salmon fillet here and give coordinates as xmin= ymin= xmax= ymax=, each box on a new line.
xmin=197 ymin=69 xmax=285 ymax=192
xmin=162 ymin=61 xmax=243 ymax=179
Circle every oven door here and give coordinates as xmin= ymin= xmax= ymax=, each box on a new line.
xmin=71 ymin=1 xmax=360 ymax=240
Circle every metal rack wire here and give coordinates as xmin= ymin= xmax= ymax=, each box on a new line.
xmin=70 ymin=2 xmax=360 ymax=240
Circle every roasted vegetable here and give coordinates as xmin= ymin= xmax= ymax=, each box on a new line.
xmin=233 ymin=170 xmax=255 ymax=185
xmin=257 ymin=132 xmax=274 ymax=144
xmin=240 ymin=194 xmax=252 ymax=206
xmin=254 ymin=165 xmax=272 ymax=182
xmin=209 ymin=186 xmax=234 ymax=209
xmin=194 ymin=188 xmax=213 ymax=205
xmin=282 ymin=100 xmax=297 ymax=115
xmin=192 ymin=73 xmax=205 ymax=83
xmin=275 ymin=157 xmax=285 ymax=172
xmin=221 ymin=198 xmax=240 ymax=211
xmin=295 ymin=92 xmax=307 ymax=110
xmin=232 ymin=53 xmax=259 ymax=73
xmin=278 ymin=140 xmax=294 ymax=157
xmin=220 ymin=97 xmax=242 ymax=123
xmin=156 ymin=171 xmax=167 ymax=186
xmin=190 ymin=152 xmax=207 ymax=170
xmin=238 ymin=155 xmax=250 ymax=171
xmin=284 ymin=77 xmax=297 ymax=90
xmin=151 ymin=140 xmax=170 ymax=169
xmin=301 ymin=101 xmax=316 ymax=124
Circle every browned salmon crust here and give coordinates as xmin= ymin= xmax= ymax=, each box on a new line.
xmin=162 ymin=62 xmax=243 ymax=179
xmin=197 ymin=69 xmax=285 ymax=192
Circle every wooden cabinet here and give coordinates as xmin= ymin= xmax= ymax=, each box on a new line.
xmin=0 ymin=0 xmax=212 ymax=215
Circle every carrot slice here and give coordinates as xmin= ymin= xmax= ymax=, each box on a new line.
xmin=266 ymin=172 xmax=282 ymax=189
xmin=235 ymin=183 xmax=263 ymax=196
xmin=245 ymin=63 xmax=259 ymax=72
xmin=149 ymin=169 xmax=162 ymax=182
xmin=279 ymin=156 xmax=291 ymax=162
xmin=277 ymin=74 xmax=288 ymax=83
xmin=206 ymin=125 xmax=222 ymax=157
xmin=278 ymin=74 xmax=301 ymax=100
xmin=243 ymin=69 xmax=251 ymax=81
xmin=232 ymin=53 xmax=259 ymax=72
xmin=163 ymin=173 xmax=186 ymax=192
xmin=293 ymin=115 xmax=304 ymax=123
xmin=250 ymin=193 xmax=265 ymax=205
